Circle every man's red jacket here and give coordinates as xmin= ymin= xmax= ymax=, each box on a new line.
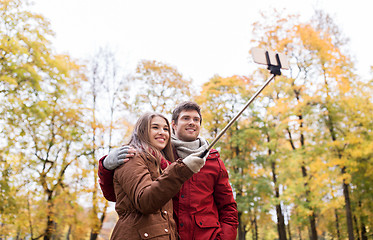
xmin=98 ymin=149 xmax=238 ymax=240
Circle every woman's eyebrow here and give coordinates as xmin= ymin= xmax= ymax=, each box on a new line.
xmin=151 ymin=123 xmax=168 ymax=127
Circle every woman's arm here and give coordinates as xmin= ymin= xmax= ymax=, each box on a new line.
xmin=115 ymin=156 xmax=193 ymax=214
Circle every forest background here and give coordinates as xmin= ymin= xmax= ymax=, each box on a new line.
xmin=1 ymin=0 xmax=372 ymax=240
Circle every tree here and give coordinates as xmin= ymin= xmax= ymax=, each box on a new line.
xmin=196 ymin=75 xmax=274 ymax=240
xmin=248 ymin=8 xmax=372 ymax=240
xmin=251 ymin=10 xmax=308 ymax=240
xmin=1 ymin=0 xmax=88 ymax=238
xmin=3 ymin=57 xmax=86 ymax=239
xmin=132 ymin=60 xmax=193 ymax=116
xmin=308 ymin=10 xmax=357 ymax=240
xmin=83 ymin=47 xmax=132 ymax=240
xmin=0 ymin=0 xmax=54 ymax=96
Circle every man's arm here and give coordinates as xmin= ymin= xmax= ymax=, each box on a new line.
xmin=98 ymin=156 xmax=116 ymax=202
xmin=214 ymin=156 xmax=239 ymax=240
xmin=98 ymin=146 xmax=137 ymax=202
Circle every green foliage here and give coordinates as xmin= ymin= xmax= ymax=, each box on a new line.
xmin=196 ymin=8 xmax=373 ymax=240
xmin=1 ymin=1 xmax=372 ymax=239
xmin=0 ymin=0 xmax=90 ymax=238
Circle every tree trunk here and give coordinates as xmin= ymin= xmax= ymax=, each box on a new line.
xmin=66 ymin=225 xmax=72 ymax=240
xmin=309 ymin=212 xmax=318 ymax=240
xmin=44 ymin=218 xmax=54 ymax=240
xmin=275 ymin=203 xmax=287 ymax=240
xmin=335 ymin=209 xmax=341 ymax=240
xmin=44 ymin=194 xmax=55 ymax=240
xmin=269 ymin=134 xmax=287 ymax=240
xmin=250 ymin=215 xmax=258 ymax=240
xmin=27 ymin=194 xmax=34 ymax=239
xmin=89 ymin=200 xmax=108 ymax=240
xmin=286 ymin=209 xmax=292 ymax=240
xmin=287 ymin=127 xmax=317 ymax=240
xmin=90 ymin=201 xmax=108 ymax=239
xmin=237 ymin=211 xmax=246 ymax=240
xmin=341 ymin=166 xmax=354 ymax=240
xmin=361 ymin=222 xmax=367 ymax=240
xmin=358 ymin=200 xmax=368 ymax=240
xmin=325 ymin=109 xmax=354 ymax=240
xmin=301 ymin=165 xmax=318 ymax=240
xmin=254 ymin=216 xmax=258 ymax=240
xmin=251 ymin=217 xmax=255 ymax=240
xmin=354 ymin=215 xmax=360 ymax=240
xmin=90 ymin=233 xmax=98 ymax=240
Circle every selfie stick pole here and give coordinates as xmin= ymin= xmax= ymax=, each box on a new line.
xmin=199 ymin=52 xmax=283 ymax=158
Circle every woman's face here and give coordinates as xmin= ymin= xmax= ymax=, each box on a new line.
xmin=149 ymin=116 xmax=170 ymax=151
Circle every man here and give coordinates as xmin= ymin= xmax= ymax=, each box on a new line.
xmin=98 ymin=101 xmax=238 ymax=239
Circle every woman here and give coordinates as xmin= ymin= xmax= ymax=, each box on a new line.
xmin=110 ymin=112 xmax=204 ymax=240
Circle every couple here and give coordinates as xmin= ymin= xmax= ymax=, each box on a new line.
xmin=98 ymin=101 xmax=238 ymax=239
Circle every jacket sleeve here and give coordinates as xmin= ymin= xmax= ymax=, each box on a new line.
xmin=98 ymin=156 xmax=117 ymax=202
xmin=115 ymin=156 xmax=194 ymax=214
xmin=214 ymin=157 xmax=239 ymax=240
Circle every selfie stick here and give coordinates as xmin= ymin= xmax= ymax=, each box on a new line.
xmin=199 ymin=50 xmax=287 ymax=158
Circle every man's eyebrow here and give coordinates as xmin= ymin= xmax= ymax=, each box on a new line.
xmin=180 ymin=114 xmax=199 ymax=119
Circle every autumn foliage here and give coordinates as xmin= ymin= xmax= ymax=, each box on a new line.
xmin=1 ymin=1 xmax=372 ymax=240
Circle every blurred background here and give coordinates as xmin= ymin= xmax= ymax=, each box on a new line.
xmin=1 ymin=0 xmax=372 ymax=239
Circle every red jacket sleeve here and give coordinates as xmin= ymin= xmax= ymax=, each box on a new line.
xmin=214 ymin=156 xmax=238 ymax=240
xmin=98 ymin=156 xmax=116 ymax=202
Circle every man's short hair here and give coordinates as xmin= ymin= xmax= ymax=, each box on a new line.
xmin=172 ymin=101 xmax=202 ymax=124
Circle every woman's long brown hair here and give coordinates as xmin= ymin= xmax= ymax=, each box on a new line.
xmin=128 ymin=112 xmax=175 ymax=163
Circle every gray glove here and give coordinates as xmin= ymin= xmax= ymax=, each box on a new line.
xmin=103 ymin=146 xmax=135 ymax=170
xmin=182 ymin=146 xmax=208 ymax=173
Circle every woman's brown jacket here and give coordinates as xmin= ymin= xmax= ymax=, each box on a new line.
xmin=110 ymin=153 xmax=193 ymax=240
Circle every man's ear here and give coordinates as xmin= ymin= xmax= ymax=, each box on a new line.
xmin=171 ymin=120 xmax=176 ymax=134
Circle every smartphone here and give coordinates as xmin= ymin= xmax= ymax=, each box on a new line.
xmin=251 ymin=48 xmax=289 ymax=70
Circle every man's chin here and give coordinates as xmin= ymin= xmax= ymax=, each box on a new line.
xmin=183 ymin=135 xmax=198 ymax=142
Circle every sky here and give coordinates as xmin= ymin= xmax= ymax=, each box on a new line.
xmin=30 ymin=0 xmax=372 ymax=87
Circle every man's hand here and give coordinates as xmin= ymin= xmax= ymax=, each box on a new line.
xmin=182 ymin=146 xmax=208 ymax=173
xmin=103 ymin=146 xmax=136 ymax=170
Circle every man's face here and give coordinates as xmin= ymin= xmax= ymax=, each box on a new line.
xmin=172 ymin=110 xmax=201 ymax=142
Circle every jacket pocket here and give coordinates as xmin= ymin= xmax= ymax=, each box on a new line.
xmin=138 ymin=222 xmax=171 ymax=239
xmin=194 ymin=213 xmax=221 ymax=239
xmin=194 ymin=213 xmax=221 ymax=228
